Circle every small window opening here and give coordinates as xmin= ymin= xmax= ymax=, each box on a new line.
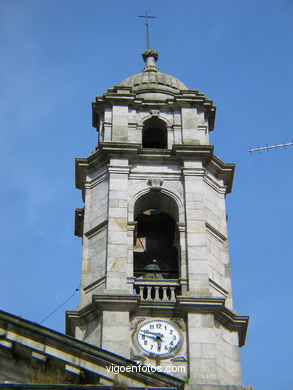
xmin=142 ymin=118 xmax=167 ymax=149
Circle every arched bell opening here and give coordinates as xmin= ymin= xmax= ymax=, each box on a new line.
xmin=142 ymin=117 xmax=167 ymax=149
xmin=133 ymin=192 xmax=180 ymax=279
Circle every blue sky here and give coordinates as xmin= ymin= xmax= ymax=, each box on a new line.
xmin=0 ymin=1 xmax=292 ymax=389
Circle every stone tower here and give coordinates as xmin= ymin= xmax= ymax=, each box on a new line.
xmin=66 ymin=49 xmax=249 ymax=388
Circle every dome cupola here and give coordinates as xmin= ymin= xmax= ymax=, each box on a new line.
xmin=118 ymin=49 xmax=188 ymax=100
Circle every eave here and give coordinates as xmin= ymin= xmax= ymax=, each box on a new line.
xmin=0 ymin=310 xmax=184 ymax=390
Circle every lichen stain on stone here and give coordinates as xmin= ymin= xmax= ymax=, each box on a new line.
xmin=110 ymin=258 xmax=124 ymax=271
xmin=114 ymin=218 xmax=127 ymax=231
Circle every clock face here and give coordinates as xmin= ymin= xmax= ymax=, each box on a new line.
xmin=136 ymin=320 xmax=181 ymax=357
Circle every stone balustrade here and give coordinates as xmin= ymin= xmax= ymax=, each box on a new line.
xmin=133 ymin=280 xmax=181 ymax=301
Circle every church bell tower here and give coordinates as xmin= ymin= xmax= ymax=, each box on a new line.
xmin=66 ymin=48 xmax=249 ymax=388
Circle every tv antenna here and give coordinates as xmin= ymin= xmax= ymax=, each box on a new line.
xmin=248 ymin=141 xmax=293 ymax=153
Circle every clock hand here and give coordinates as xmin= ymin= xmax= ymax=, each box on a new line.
xmin=140 ymin=330 xmax=164 ymax=338
xmin=139 ymin=333 xmax=158 ymax=340
xmin=139 ymin=332 xmax=163 ymax=349
xmin=156 ymin=337 xmax=162 ymax=350
xmin=152 ymin=334 xmax=162 ymax=352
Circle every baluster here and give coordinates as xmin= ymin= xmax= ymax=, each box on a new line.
xmin=136 ymin=283 xmax=178 ymax=301
xmin=162 ymin=286 xmax=168 ymax=301
xmin=170 ymin=287 xmax=176 ymax=301
xmin=154 ymin=286 xmax=160 ymax=301
xmin=146 ymin=286 xmax=152 ymax=300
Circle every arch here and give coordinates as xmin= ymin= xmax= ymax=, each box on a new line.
xmin=132 ymin=190 xmax=181 ymax=279
xmin=128 ymin=187 xmax=185 ymax=224
xmin=134 ymin=191 xmax=179 ymax=222
xmin=138 ymin=113 xmax=172 ymax=128
xmin=142 ymin=117 xmax=167 ymax=148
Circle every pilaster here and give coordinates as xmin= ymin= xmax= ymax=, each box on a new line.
xmin=112 ymin=105 xmax=129 ymax=141
xmin=106 ymin=159 xmax=130 ymax=291
xmin=101 ymin=311 xmax=130 ymax=357
xmin=182 ymin=162 xmax=210 ymax=296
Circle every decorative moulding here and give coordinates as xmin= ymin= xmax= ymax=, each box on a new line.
xmin=147 ymin=177 xmax=163 ymax=190
xmin=84 ymin=220 xmax=108 ymax=239
xmin=206 ymin=222 xmax=227 ymax=242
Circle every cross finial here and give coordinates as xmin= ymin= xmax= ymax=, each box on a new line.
xmin=138 ymin=11 xmax=156 ymax=50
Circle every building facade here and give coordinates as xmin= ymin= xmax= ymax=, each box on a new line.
xmin=66 ymin=49 xmax=249 ymax=388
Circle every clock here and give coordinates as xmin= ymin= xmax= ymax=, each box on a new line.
xmin=135 ymin=319 xmax=182 ymax=358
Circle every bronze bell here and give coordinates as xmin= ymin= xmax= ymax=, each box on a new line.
xmin=143 ymin=259 xmax=164 ymax=279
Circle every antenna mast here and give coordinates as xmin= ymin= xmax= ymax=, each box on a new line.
xmin=248 ymin=141 xmax=293 ymax=153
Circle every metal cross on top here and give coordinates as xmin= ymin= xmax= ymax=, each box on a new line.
xmin=138 ymin=11 xmax=156 ymax=50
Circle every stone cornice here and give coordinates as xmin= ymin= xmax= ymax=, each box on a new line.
xmin=107 ymin=165 xmax=131 ymax=175
xmin=203 ymin=174 xmax=227 ymax=194
xmin=92 ymin=88 xmax=216 ymax=130
xmin=172 ymin=144 xmax=214 ymax=161
xmin=138 ymin=148 xmax=173 ymax=158
xmin=99 ymin=142 xmax=141 ymax=155
xmin=75 ymin=143 xmax=234 ymax=194
xmin=208 ymin=155 xmax=235 ymax=194
xmin=75 ymin=143 xmax=139 ymax=190
xmin=176 ymin=297 xmax=248 ymax=347
xmin=181 ymin=167 xmax=205 ymax=177
xmin=209 ymin=278 xmax=229 ymax=298
xmin=83 ymin=276 xmax=106 ymax=293
xmin=69 ymin=295 xmax=248 ymax=347
xmin=93 ymin=89 xmax=214 ymax=107
xmin=206 ymin=222 xmax=227 ymax=242
xmin=84 ymin=219 xmax=108 ymax=239
xmin=129 ymin=172 xmax=181 ymax=181
xmin=92 ymin=294 xmax=140 ymax=310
